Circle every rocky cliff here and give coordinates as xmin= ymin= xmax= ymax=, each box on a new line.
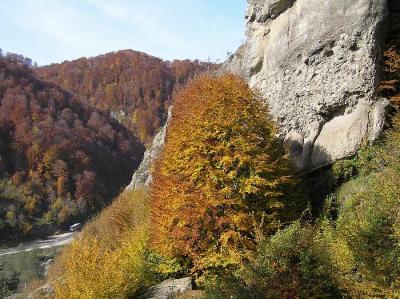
xmin=126 ymin=107 xmax=172 ymax=190
xmin=222 ymin=0 xmax=391 ymax=169
xmin=127 ymin=0 xmax=392 ymax=189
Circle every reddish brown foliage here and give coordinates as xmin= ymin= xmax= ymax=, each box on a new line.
xmin=379 ymin=0 xmax=400 ymax=106
xmin=0 ymin=57 xmax=144 ymax=238
xmin=35 ymin=50 xmax=216 ymax=143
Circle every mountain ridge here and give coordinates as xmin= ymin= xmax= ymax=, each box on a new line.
xmin=35 ymin=49 xmax=217 ymax=144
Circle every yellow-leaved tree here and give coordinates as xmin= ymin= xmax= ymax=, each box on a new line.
xmin=151 ymin=74 xmax=294 ymax=276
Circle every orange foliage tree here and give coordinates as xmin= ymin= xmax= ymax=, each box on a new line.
xmin=379 ymin=1 xmax=400 ymax=105
xmin=151 ymin=74 xmax=294 ymax=274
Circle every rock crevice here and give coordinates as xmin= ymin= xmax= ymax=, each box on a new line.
xmin=126 ymin=107 xmax=172 ymax=190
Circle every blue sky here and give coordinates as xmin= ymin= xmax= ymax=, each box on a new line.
xmin=1 ymin=0 xmax=246 ymax=66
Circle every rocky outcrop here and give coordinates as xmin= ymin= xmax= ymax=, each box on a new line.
xmin=223 ymin=0 xmax=390 ymax=169
xmin=126 ymin=107 xmax=172 ymax=190
xmin=139 ymin=277 xmax=192 ymax=299
xmin=26 ymin=283 xmax=54 ymax=299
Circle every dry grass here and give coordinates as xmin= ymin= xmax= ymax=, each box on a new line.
xmin=47 ymin=188 xmax=153 ymax=299
xmin=81 ymin=188 xmax=149 ymax=242
xmin=177 ymin=290 xmax=205 ymax=299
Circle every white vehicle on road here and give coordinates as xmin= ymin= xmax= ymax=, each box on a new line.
xmin=69 ymin=223 xmax=82 ymax=232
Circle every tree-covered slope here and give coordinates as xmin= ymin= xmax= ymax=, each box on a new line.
xmin=36 ymin=50 xmax=215 ymax=143
xmin=0 ymin=57 xmax=144 ymax=240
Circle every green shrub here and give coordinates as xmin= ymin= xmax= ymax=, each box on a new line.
xmin=323 ymin=168 xmax=400 ymax=296
xmin=320 ymin=115 xmax=400 ymax=297
xmin=202 ymin=220 xmax=341 ymax=299
xmin=247 ymin=221 xmax=341 ymax=298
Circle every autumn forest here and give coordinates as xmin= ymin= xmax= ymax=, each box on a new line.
xmin=0 ymin=50 xmax=214 ymax=242
xmin=1 ymin=0 xmax=400 ymax=298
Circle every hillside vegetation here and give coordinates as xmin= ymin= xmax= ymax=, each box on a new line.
xmin=43 ymin=13 xmax=400 ymax=295
xmin=379 ymin=0 xmax=400 ymax=106
xmin=47 ymin=74 xmax=301 ymax=298
xmin=49 ymin=189 xmax=154 ymax=298
xmin=211 ymin=113 xmax=400 ymax=298
xmin=0 ymin=57 xmax=144 ymax=240
xmin=47 ymin=70 xmax=400 ymax=298
xmin=36 ymin=50 xmax=216 ymax=143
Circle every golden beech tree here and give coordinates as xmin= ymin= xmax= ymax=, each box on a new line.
xmin=151 ymin=74 xmax=294 ymax=274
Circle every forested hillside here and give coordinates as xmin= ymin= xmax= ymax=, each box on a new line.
xmin=0 ymin=57 xmax=144 ymax=240
xmin=3 ymin=0 xmax=400 ymax=297
xmin=36 ymin=50 xmax=216 ymax=143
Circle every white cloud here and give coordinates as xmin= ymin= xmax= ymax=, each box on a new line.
xmin=81 ymin=0 xmax=190 ymax=49
xmin=9 ymin=1 xmax=103 ymax=58
xmin=1 ymin=0 xmax=246 ymax=65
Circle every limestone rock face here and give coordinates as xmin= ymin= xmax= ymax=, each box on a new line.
xmin=222 ymin=0 xmax=390 ymax=169
xmin=126 ymin=107 xmax=172 ymax=190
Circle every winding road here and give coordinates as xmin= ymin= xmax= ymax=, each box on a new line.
xmin=0 ymin=232 xmax=74 ymax=257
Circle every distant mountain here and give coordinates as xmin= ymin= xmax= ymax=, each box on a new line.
xmin=36 ymin=50 xmax=216 ymax=143
xmin=0 ymin=57 xmax=144 ymax=240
